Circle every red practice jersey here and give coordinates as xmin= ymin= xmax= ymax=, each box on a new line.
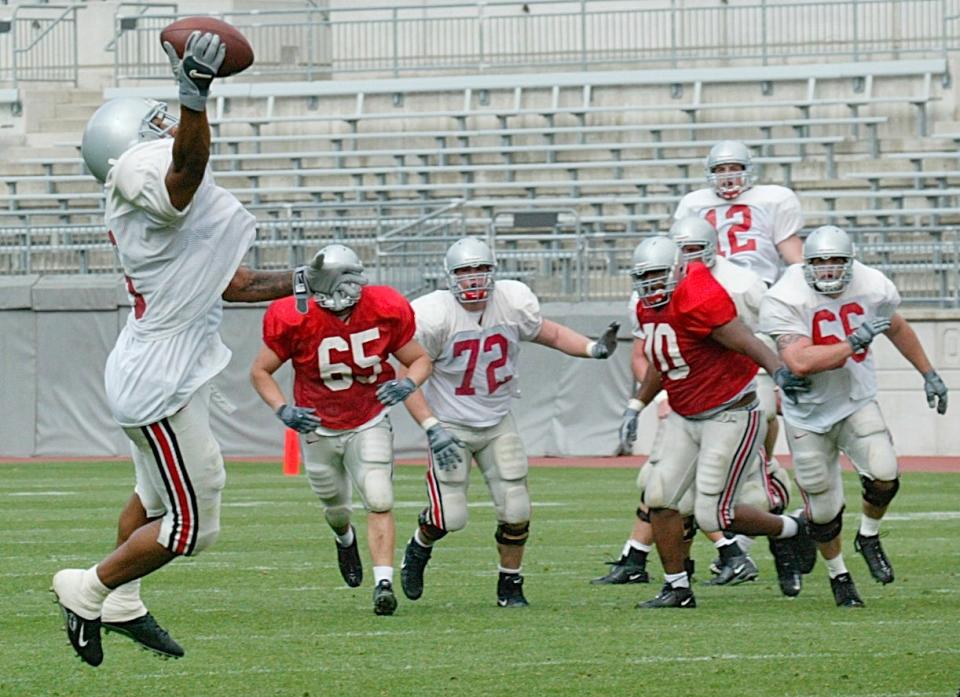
xmin=635 ymin=262 xmax=758 ymax=417
xmin=263 ymin=285 xmax=416 ymax=430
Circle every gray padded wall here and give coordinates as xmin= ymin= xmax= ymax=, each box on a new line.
xmin=2 ymin=275 xmax=958 ymax=458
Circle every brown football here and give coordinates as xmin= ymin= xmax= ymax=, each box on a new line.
xmin=159 ymin=16 xmax=254 ymax=77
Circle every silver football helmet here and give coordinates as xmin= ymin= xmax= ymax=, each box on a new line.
xmin=444 ymin=237 xmax=497 ymax=303
xmin=669 ymin=216 xmax=718 ymax=267
xmin=81 ymin=97 xmax=177 ymax=183
xmin=306 ymin=243 xmax=368 ymax=312
xmin=802 ymin=225 xmax=855 ymax=294
xmin=630 ymin=236 xmax=686 ymax=308
xmin=705 ymin=140 xmax=756 ymax=200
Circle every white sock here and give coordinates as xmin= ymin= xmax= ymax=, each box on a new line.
xmin=664 ymin=571 xmax=690 ymax=589
xmin=498 ymin=565 xmax=522 ymax=575
xmin=76 ymin=566 xmax=111 ymax=617
xmin=373 ymin=566 xmax=393 ymax=585
xmin=735 ymin=535 xmax=756 ymax=553
xmin=101 ymin=578 xmax=147 ymax=623
xmin=714 ymin=536 xmax=738 ymax=549
xmin=859 ymin=515 xmax=882 ymax=537
xmin=777 ymin=515 xmax=798 ymax=539
xmin=825 ymin=554 xmax=848 ymax=579
xmin=623 ymin=539 xmax=652 ymax=556
xmin=335 ymin=527 xmax=355 ymax=547
xmin=414 ymin=530 xmax=433 ymax=548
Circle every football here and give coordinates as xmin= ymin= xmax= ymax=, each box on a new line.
xmin=159 ymin=16 xmax=254 ymax=77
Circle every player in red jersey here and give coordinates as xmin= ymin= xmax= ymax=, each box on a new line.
xmin=251 ymin=244 xmax=443 ymax=616
xmin=624 ymin=236 xmax=813 ymax=608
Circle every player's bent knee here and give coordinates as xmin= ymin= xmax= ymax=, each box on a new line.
xmin=323 ymin=504 xmax=352 ymax=531
xmin=500 ymin=483 xmax=531 ymax=524
xmin=440 ymin=491 xmax=469 ymax=532
xmin=694 ymin=496 xmax=722 ymax=534
xmin=190 ymin=524 xmax=220 ymax=555
xmin=808 ymin=507 xmax=844 ymax=543
xmin=791 ymin=453 xmax=831 ymax=494
xmin=495 ymin=521 xmax=530 ymax=546
xmin=682 ymin=515 xmax=698 ymax=542
xmin=860 ymin=475 xmax=900 ymax=508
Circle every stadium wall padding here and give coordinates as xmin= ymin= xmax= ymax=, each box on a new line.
xmin=2 ymin=276 xmax=959 ymax=458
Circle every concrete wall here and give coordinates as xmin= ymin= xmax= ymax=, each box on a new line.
xmin=1 ymin=275 xmax=958 ymax=459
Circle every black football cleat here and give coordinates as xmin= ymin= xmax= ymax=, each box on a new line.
xmin=704 ymin=554 xmax=758 ymax=586
xmin=103 ymin=612 xmax=184 ymax=659
xmin=335 ymin=526 xmax=363 ymax=588
xmin=591 ymin=549 xmax=650 ymax=585
xmin=830 ymin=572 xmax=865 ymax=608
xmin=636 ymin=582 xmax=696 ymax=609
xmin=497 ymin=573 xmax=529 ymax=608
xmin=372 ymin=580 xmax=398 ymax=616
xmin=791 ymin=513 xmax=818 ymax=575
xmin=854 ymin=531 xmax=894 ymax=584
xmin=400 ymin=537 xmax=432 ymax=600
xmin=768 ymin=536 xmax=802 ymax=597
xmin=52 ymin=569 xmax=103 ymax=667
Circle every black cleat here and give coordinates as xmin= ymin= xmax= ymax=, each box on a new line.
xmin=497 ymin=573 xmax=529 ymax=608
xmin=768 ymin=536 xmax=802 ymax=597
xmin=790 ymin=513 xmax=818 ymax=575
xmin=103 ymin=612 xmax=184 ymax=659
xmin=591 ymin=550 xmax=650 ymax=585
xmin=854 ymin=531 xmax=894 ymax=584
xmin=52 ymin=570 xmax=103 ymax=667
xmin=636 ymin=582 xmax=696 ymax=609
xmin=372 ymin=580 xmax=398 ymax=616
xmin=55 ymin=602 xmax=103 ymax=667
xmin=335 ymin=526 xmax=363 ymax=588
xmin=704 ymin=554 xmax=758 ymax=586
xmin=830 ymin=572 xmax=865 ymax=608
xmin=400 ymin=537 xmax=432 ymax=600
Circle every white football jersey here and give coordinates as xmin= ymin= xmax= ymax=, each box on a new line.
xmin=674 ymin=184 xmax=803 ymax=286
xmin=629 ymin=256 xmax=765 ymax=338
xmin=414 ymin=280 xmax=543 ymax=427
xmin=103 ymin=139 xmax=256 ymax=427
xmin=760 ymin=261 xmax=901 ymax=433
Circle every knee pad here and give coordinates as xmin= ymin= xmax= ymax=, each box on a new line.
xmin=682 ymin=515 xmax=698 ymax=542
xmin=501 ymin=482 xmax=531 ymax=524
xmin=641 ymin=465 xmax=670 ymax=509
xmin=808 ymin=507 xmax=844 ymax=543
xmin=694 ymin=496 xmax=722 ymax=534
xmin=360 ymin=467 xmax=394 ymax=513
xmin=495 ymin=521 xmax=530 ymax=546
xmin=791 ymin=449 xmax=832 ymax=495
xmin=418 ymin=507 xmax=448 ymax=542
xmin=306 ymin=465 xmax=343 ymax=501
xmin=436 ymin=491 xmax=468 ymax=532
xmin=635 ymin=506 xmax=651 ymax=523
xmin=324 ymin=504 xmax=352 ymax=531
xmin=860 ymin=475 xmax=900 ymax=508
xmin=191 ymin=525 xmax=220 ymax=555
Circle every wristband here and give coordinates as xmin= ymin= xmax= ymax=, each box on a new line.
xmin=627 ymin=398 xmax=646 ymax=412
xmin=586 ymin=340 xmax=597 ymax=357
xmin=420 ymin=416 xmax=440 ymax=431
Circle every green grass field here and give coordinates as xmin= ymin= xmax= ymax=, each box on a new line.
xmin=2 ymin=460 xmax=958 ymax=697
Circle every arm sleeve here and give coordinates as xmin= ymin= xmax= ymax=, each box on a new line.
xmin=262 ymin=303 xmax=293 ymax=363
xmin=772 ymin=190 xmax=804 ymax=245
xmin=759 ymin=293 xmax=808 ymax=338
xmin=509 ymin=282 xmax=544 ymax=341
xmin=111 ymin=145 xmax=191 ymax=225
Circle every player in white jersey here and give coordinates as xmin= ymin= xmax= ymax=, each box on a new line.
xmin=52 ymin=34 xmax=298 ymax=667
xmin=674 ymin=139 xmax=803 ymax=523
xmin=396 ymin=237 xmax=620 ymax=607
xmin=599 ymin=218 xmax=801 ymax=597
xmin=760 ymin=225 xmax=948 ymax=607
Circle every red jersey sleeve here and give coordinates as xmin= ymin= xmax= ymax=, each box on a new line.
xmin=676 ymin=262 xmax=738 ymax=336
xmin=261 ymin=297 xmax=298 ymax=363
xmin=371 ymin=286 xmax=416 ymax=353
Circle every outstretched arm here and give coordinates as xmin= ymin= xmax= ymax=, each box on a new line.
xmin=711 ymin=317 xmax=781 ymax=375
xmin=222 ymin=266 xmax=293 ymax=302
xmin=532 ymin=318 xmax=619 ymax=358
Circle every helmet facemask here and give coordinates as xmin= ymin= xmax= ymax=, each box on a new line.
xmin=448 ymin=266 xmax=495 ymax=303
xmin=803 ymin=257 xmax=853 ymax=294
xmin=707 ymin=164 xmax=755 ymax=200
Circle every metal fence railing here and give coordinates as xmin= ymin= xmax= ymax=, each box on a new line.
xmin=106 ymin=0 xmax=960 ymax=84
xmin=0 ymin=3 xmax=81 ymax=87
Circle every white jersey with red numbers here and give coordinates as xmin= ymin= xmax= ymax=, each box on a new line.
xmin=635 ymin=262 xmax=758 ymax=418
xmin=262 ymin=285 xmax=416 ymax=432
xmin=414 ymin=280 xmax=543 ymax=428
xmin=629 ymin=255 xmax=765 ymax=338
xmin=674 ymin=184 xmax=803 ymax=286
xmin=760 ymin=261 xmax=901 ymax=433
xmin=103 ymin=139 xmax=256 ymax=427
